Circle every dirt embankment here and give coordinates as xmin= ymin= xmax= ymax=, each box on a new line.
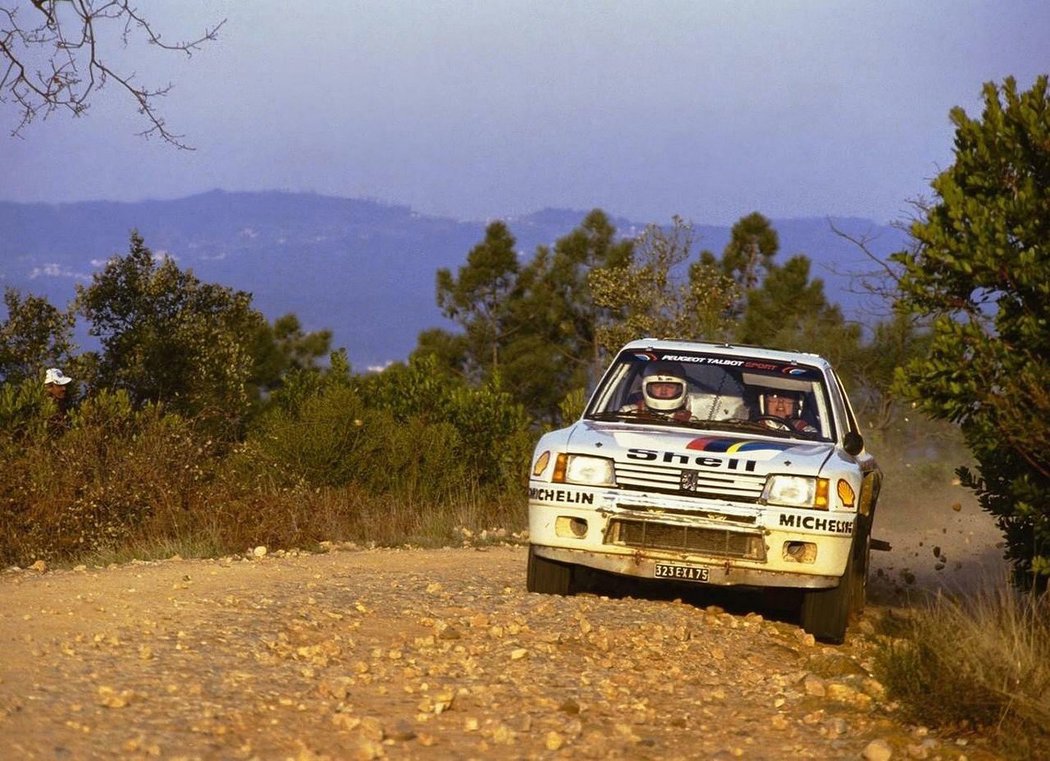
xmin=0 ymin=513 xmax=1007 ymax=761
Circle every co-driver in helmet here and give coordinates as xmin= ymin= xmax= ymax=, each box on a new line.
xmin=754 ymin=389 xmax=817 ymax=434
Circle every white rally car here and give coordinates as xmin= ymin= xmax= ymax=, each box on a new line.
xmin=527 ymin=339 xmax=881 ymax=643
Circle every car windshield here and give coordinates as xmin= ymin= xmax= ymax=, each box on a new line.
xmin=585 ymin=348 xmax=834 ymax=441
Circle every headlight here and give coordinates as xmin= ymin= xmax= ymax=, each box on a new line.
xmin=553 ymin=454 xmax=616 ymax=487
xmin=763 ymin=475 xmax=829 ymax=509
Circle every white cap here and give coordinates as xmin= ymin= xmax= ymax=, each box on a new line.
xmin=44 ymin=368 xmax=72 ymax=386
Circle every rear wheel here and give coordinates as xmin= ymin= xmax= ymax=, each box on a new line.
xmin=800 ymin=545 xmax=855 ymax=644
xmin=526 ymin=545 xmax=575 ymax=595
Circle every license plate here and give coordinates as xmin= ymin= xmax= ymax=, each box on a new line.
xmin=654 ymin=563 xmax=710 ymax=582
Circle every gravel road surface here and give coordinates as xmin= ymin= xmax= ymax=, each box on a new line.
xmin=0 ymin=536 xmax=1004 ymax=760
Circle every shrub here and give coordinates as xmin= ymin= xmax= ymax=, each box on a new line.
xmin=0 ymin=389 xmax=213 ymax=565
xmin=0 ymin=377 xmax=49 ymax=451
xmin=893 ymin=77 xmax=1050 ymax=589
xmin=558 ymin=387 xmax=588 ymax=425
xmin=876 ymin=587 xmax=1050 ymax=759
xmin=240 ymin=383 xmax=473 ymax=502
xmin=238 ymin=385 xmax=373 ymax=489
xmin=359 ymin=355 xmax=533 ymax=490
xmin=0 ymin=350 xmax=535 ymax=567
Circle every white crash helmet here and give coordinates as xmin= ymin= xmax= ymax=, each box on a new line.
xmin=642 ymin=361 xmax=688 ymax=412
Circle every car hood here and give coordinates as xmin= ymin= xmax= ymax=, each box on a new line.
xmin=566 ymin=419 xmax=835 ymax=476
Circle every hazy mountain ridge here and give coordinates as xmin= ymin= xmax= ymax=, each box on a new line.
xmin=0 ymin=190 xmax=908 ymax=369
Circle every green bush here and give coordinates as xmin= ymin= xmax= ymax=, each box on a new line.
xmin=0 ymin=378 xmax=49 ymax=451
xmin=359 ymin=355 xmax=532 ymax=490
xmin=238 ymin=385 xmax=373 ymax=489
xmin=239 ymin=382 xmax=474 ymax=502
xmin=893 ymin=77 xmax=1050 ymax=589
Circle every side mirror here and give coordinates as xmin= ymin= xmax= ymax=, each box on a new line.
xmin=843 ymin=431 xmax=864 ymax=456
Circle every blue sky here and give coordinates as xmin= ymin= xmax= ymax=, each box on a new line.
xmin=4 ymin=1 xmax=1048 ymax=225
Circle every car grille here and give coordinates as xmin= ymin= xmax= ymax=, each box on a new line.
xmin=615 ymin=461 xmax=766 ymax=502
xmin=606 ymin=518 xmax=766 ymax=560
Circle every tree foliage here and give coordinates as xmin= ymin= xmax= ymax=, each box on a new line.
xmin=586 ymin=209 xmax=854 ymax=363
xmin=503 ymin=210 xmax=634 ymax=420
xmin=686 ymin=256 xmax=740 ymax=344
xmin=425 ymin=211 xmax=876 ymax=425
xmin=589 ymin=216 xmax=738 ymax=353
xmin=436 ymin=221 xmax=520 ymax=380
xmin=846 ymin=312 xmax=928 ymax=432
xmin=526 ymin=209 xmax=634 ymax=381
xmin=721 ymin=212 xmax=779 ymax=318
xmin=739 ymin=254 xmax=858 ymax=353
xmin=426 ymin=211 xmax=637 ymax=422
xmin=411 ymin=327 xmax=469 ymax=379
xmin=76 ymin=231 xmax=265 ymax=438
xmin=248 ymin=312 xmax=333 ymax=403
xmin=2 ymin=232 xmax=335 ymax=444
xmin=893 ymin=76 xmax=1050 ymax=587
xmin=0 ymin=287 xmax=75 ymax=384
xmin=0 ymin=1 xmax=224 ymax=146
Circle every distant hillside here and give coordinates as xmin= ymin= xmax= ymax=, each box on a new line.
xmin=0 ymin=191 xmax=908 ymax=369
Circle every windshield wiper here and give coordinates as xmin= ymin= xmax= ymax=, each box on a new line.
xmin=687 ymin=418 xmax=804 ymax=439
xmin=703 ymin=418 xmax=778 ymax=433
xmin=587 ymin=410 xmax=636 ymax=422
xmin=588 ymin=410 xmax=693 ymax=427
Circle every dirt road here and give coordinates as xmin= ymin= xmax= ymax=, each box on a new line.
xmin=0 ymin=539 xmax=1003 ymax=761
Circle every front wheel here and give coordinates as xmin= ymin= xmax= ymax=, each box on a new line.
xmin=526 ymin=545 xmax=575 ymax=595
xmin=799 ymin=545 xmax=855 ymax=644
xmin=849 ymin=520 xmax=872 ymax=614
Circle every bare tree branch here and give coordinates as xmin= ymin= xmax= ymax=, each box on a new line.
xmin=827 ymin=220 xmax=901 ymax=288
xmin=1 ymin=1 xmax=224 ymax=149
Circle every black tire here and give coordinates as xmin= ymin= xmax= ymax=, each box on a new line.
xmin=799 ymin=544 xmax=855 ymax=644
xmin=526 ymin=545 xmax=575 ymax=595
xmin=850 ymin=520 xmax=871 ymax=615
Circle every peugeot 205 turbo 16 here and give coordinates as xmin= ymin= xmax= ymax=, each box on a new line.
xmin=526 ymin=339 xmax=882 ymax=643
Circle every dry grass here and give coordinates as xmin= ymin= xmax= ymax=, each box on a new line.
xmin=71 ymin=483 xmax=526 ymax=568
xmin=13 ymin=481 xmax=527 ymax=570
xmin=194 ymin=481 xmax=525 ymax=555
xmin=875 ymin=586 xmax=1050 ymax=759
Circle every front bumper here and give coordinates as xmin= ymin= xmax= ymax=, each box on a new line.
xmin=533 ymin=545 xmax=838 ymax=589
xmin=528 ymin=485 xmax=856 ymax=589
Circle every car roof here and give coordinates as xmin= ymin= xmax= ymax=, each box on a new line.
xmin=618 ymin=338 xmax=835 ymax=373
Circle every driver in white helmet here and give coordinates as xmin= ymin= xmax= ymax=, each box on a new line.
xmin=621 ymin=361 xmax=695 ymax=422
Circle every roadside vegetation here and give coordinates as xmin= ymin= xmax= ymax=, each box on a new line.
xmin=1 ymin=76 xmax=1047 ymax=754
xmin=875 ymin=75 xmax=1050 ymax=759
xmin=0 ymin=352 xmax=531 ymax=567
xmin=876 ymin=588 xmax=1050 ymax=759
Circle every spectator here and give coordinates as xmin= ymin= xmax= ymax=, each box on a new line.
xmin=44 ymin=367 xmax=73 ymax=426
